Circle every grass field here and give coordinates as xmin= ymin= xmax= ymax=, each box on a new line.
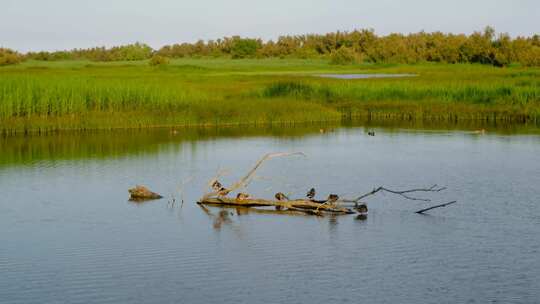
xmin=1 ymin=58 xmax=539 ymax=134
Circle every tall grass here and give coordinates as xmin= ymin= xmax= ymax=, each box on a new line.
xmin=1 ymin=59 xmax=539 ymax=134
xmin=0 ymin=75 xmax=207 ymax=117
xmin=262 ymin=80 xmax=540 ymax=105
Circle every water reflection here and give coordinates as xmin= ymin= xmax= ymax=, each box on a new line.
xmin=356 ymin=214 xmax=368 ymax=221
xmin=2 ymin=120 xmax=540 ymax=304
xmin=2 ymin=119 xmax=539 ymax=169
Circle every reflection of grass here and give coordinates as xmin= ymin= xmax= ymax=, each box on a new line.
xmin=2 ymin=120 xmax=539 ymax=168
xmin=1 ymin=59 xmax=539 ymax=133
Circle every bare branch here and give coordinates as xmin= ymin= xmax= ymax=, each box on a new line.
xmin=343 ymin=184 xmax=447 ymax=203
xmin=230 ymin=152 xmax=306 ymax=191
xmin=416 ymin=201 xmax=458 ymax=214
xmin=202 ymin=152 xmax=306 ymax=200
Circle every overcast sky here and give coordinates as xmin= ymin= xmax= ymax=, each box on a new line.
xmin=1 ymin=0 xmax=539 ymax=52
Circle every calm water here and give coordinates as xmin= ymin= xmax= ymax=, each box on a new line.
xmin=316 ymin=73 xmax=417 ymax=79
xmin=1 ymin=123 xmax=540 ymax=304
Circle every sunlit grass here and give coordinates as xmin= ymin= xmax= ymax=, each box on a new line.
xmin=1 ymin=58 xmax=539 ymax=133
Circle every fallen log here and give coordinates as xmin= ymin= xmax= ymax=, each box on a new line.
xmin=198 ymin=197 xmax=356 ymax=214
xmin=199 ymin=152 xmax=455 ymax=216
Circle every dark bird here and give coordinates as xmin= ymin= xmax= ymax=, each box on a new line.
xmin=212 ymin=180 xmax=223 ymax=192
xmin=326 ymin=194 xmax=339 ymax=204
xmin=236 ymin=193 xmax=250 ymax=201
xmin=275 ymin=192 xmax=289 ymax=201
xmin=354 ymin=203 xmax=368 ymax=214
xmin=368 ymin=131 xmax=375 ymax=136
xmin=307 ymin=188 xmax=316 ymax=200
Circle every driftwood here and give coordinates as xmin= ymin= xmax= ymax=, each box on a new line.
xmin=198 ymin=152 xmax=456 ymax=216
xmin=416 ymin=201 xmax=458 ymax=214
xmin=343 ymin=184 xmax=447 ymax=204
xmin=199 ymin=197 xmax=355 ymax=215
xmin=202 ymin=152 xmax=305 ymax=201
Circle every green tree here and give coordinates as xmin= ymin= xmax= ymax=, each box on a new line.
xmin=149 ymin=55 xmax=170 ymax=66
xmin=230 ymin=38 xmax=260 ymax=58
xmin=0 ymin=48 xmax=23 ymax=66
xmin=329 ymin=46 xmax=361 ymax=65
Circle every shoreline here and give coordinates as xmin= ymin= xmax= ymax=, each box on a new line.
xmin=2 ymin=113 xmax=540 ymax=137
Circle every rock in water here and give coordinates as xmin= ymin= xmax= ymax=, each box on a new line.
xmin=128 ymin=185 xmax=163 ymax=200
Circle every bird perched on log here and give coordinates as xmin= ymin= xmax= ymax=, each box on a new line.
xmin=307 ymin=188 xmax=316 ymax=200
xmin=275 ymin=192 xmax=289 ymax=201
xmin=211 ymin=180 xmax=223 ymax=192
xmin=217 ymin=187 xmax=230 ymax=197
xmin=354 ymin=203 xmax=368 ymax=215
xmin=326 ymin=194 xmax=339 ymax=204
xmin=236 ymin=193 xmax=250 ymax=201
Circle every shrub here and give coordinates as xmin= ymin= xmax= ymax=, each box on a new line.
xmin=0 ymin=48 xmax=23 ymax=66
xmin=149 ymin=55 xmax=170 ymax=66
xmin=518 ymin=46 xmax=540 ymax=67
xmin=294 ymin=47 xmax=320 ymax=59
xmin=231 ymin=38 xmax=260 ymax=59
xmin=329 ymin=47 xmax=362 ymax=65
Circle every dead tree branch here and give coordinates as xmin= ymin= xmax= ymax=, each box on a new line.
xmin=416 ymin=201 xmax=458 ymax=214
xmin=230 ymin=152 xmax=306 ymax=191
xmin=201 ymin=152 xmax=305 ymax=201
xmin=199 ymin=153 xmax=455 ymax=216
xmin=342 ymin=184 xmax=447 ymax=204
xmin=199 ymin=197 xmax=355 ymax=215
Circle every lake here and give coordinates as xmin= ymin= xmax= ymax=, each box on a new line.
xmin=1 ymin=122 xmax=540 ymax=304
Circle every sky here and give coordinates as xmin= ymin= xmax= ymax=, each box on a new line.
xmin=1 ymin=0 xmax=539 ymax=52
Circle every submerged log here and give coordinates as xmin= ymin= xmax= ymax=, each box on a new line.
xmin=128 ymin=185 xmax=163 ymax=200
xmin=198 ymin=197 xmax=356 ymax=214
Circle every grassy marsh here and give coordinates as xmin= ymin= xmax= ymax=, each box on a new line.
xmin=1 ymin=58 xmax=539 ymax=134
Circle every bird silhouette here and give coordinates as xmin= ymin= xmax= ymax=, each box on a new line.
xmin=236 ymin=193 xmax=250 ymax=201
xmin=354 ymin=203 xmax=368 ymax=214
xmin=307 ymin=188 xmax=316 ymax=200
xmin=326 ymin=194 xmax=339 ymax=204
xmin=212 ymin=180 xmax=223 ymax=192
xmin=275 ymin=192 xmax=289 ymax=201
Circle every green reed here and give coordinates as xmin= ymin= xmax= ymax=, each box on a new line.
xmin=1 ymin=59 xmax=539 ymax=134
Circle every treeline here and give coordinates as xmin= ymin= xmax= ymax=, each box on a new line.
xmin=0 ymin=48 xmax=24 ymax=66
xmin=4 ymin=27 xmax=540 ymax=67
xmin=26 ymin=42 xmax=153 ymax=62
xmin=158 ymin=27 xmax=540 ymax=66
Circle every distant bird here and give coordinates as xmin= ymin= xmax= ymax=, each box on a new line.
xmin=473 ymin=129 xmax=486 ymax=135
xmin=212 ymin=180 xmax=223 ymax=192
xmin=275 ymin=192 xmax=289 ymax=201
xmin=368 ymin=131 xmax=375 ymax=136
xmin=236 ymin=193 xmax=250 ymax=201
xmin=354 ymin=203 xmax=368 ymax=215
xmin=307 ymin=188 xmax=316 ymax=200
xmin=326 ymin=194 xmax=339 ymax=204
